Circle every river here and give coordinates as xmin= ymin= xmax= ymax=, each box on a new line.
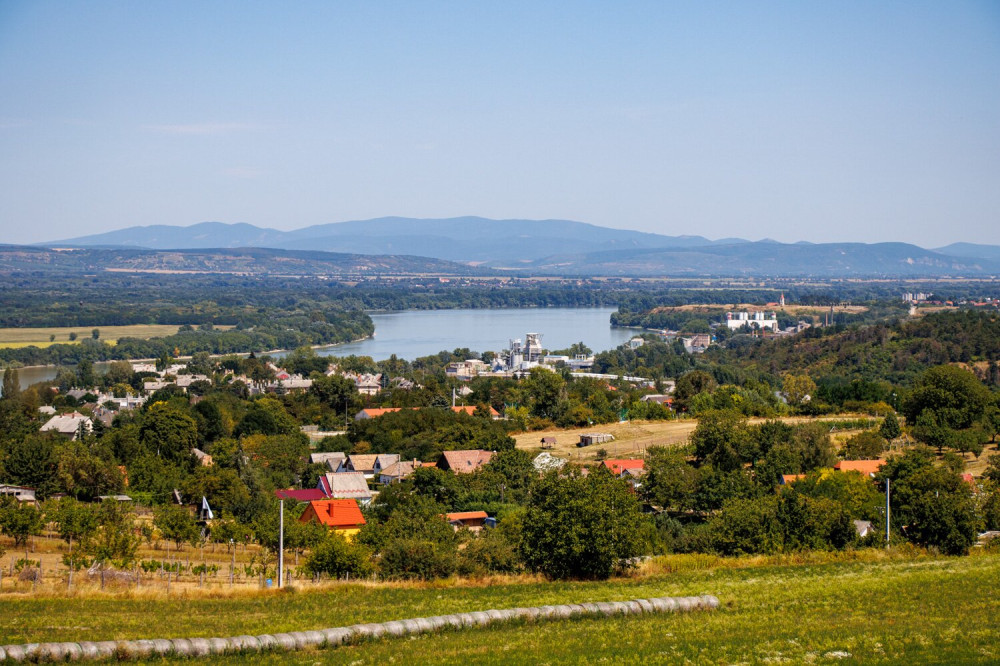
xmin=9 ymin=307 xmax=632 ymax=390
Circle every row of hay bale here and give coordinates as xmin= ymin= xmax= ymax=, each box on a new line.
xmin=0 ymin=594 xmax=719 ymax=662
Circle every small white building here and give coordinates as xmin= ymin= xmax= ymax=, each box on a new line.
xmin=725 ymin=311 xmax=778 ymax=331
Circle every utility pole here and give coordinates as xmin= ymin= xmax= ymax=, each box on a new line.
xmin=278 ymin=499 xmax=284 ymax=588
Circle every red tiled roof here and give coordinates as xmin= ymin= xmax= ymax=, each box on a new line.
xmin=446 ymin=511 xmax=489 ymax=522
xmin=300 ymin=499 xmax=366 ymax=529
xmin=780 ymin=474 xmax=806 ymax=485
xmin=834 ymin=460 xmax=885 ymax=477
xmin=438 ymin=449 xmax=494 ymax=473
xmin=358 ymin=407 xmax=403 ymax=418
xmin=602 ymin=459 xmax=645 ymax=476
xmin=450 ymin=405 xmax=500 ymax=417
xmin=275 ymin=488 xmax=327 ymax=502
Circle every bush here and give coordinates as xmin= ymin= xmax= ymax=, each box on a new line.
xmin=303 ymin=532 xmax=373 ymax=579
xmin=380 ymin=538 xmax=457 ymax=580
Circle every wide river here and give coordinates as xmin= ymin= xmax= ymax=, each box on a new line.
xmin=311 ymin=307 xmax=632 ymax=361
xmin=12 ymin=308 xmax=632 ymax=389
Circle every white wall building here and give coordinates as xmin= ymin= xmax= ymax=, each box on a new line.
xmin=725 ymin=311 xmax=778 ymax=331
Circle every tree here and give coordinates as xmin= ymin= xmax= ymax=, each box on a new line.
xmin=303 ymin=531 xmax=373 ymax=578
xmin=234 ymin=398 xmax=299 ymax=437
xmin=154 ymin=504 xmax=200 ymax=551
xmin=902 ymin=366 xmax=992 ymax=452
xmin=49 ymin=497 xmax=99 ymax=557
xmin=841 ymin=430 xmax=886 ymax=460
xmin=782 ymin=373 xmax=817 ymax=408
xmin=86 ymin=500 xmax=140 ymax=566
xmin=691 ymin=410 xmax=748 ymax=471
xmin=0 ymin=497 xmax=44 ymax=548
xmin=879 ymin=413 xmax=902 ymax=442
xmin=140 ymin=402 xmax=198 ymax=462
xmin=642 ymin=446 xmax=698 ymax=512
xmin=673 ymin=371 xmax=717 ymax=412
xmin=878 ymin=449 xmax=977 ymax=555
xmin=521 ymin=468 xmax=646 ymax=580
xmin=1 ymin=367 xmax=20 ymax=402
xmin=69 ymin=332 xmax=78 ymax=341
xmin=92 ymin=328 xmax=100 ymax=340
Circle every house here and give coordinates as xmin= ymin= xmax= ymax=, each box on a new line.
xmin=834 ymin=460 xmax=885 ymax=477
xmin=640 ymin=394 xmax=673 ymax=406
xmin=540 ymin=436 xmax=557 ymax=449
xmin=578 ymin=433 xmax=614 ymax=447
xmin=40 ymin=412 xmax=93 ymax=440
xmin=265 ymin=376 xmax=313 ymax=394
xmin=299 ymin=499 xmax=366 ymax=539
xmin=175 ymin=374 xmax=211 ymax=389
xmin=353 ymin=373 xmax=383 ymax=396
xmin=450 ymin=405 xmax=501 ymax=419
xmin=0 ymin=485 xmax=37 ymax=505
xmin=602 ymin=459 xmax=645 ymax=477
xmin=317 ymin=472 xmax=374 ymax=504
xmin=354 ymin=407 xmax=403 ymax=420
xmin=275 ymin=488 xmax=328 ymax=502
xmin=780 ymin=474 xmax=806 ymax=485
xmin=38 ymin=405 xmax=56 ymax=416
xmin=681 ymin=334 xmax=712 ymax=354
xmin=336 ymin=453 xmax=400 ymax=479
xmin=143 ymin=380 xmax=172 ymax=394
xmin=533 ymin=452 xmax=566 ymax=473
xmin=191 ymin=448 xmax=214 ymax=467
xmin=437 ymin=449 xmax=494 ymax=474
xmin=628 ymin=337 xmax=645 ymax=349
xmin=445 ymin=511 xmax=489 ymax=532
xmin=378 ymin=459 xmax=419 ymax=484
xmin=310 ymin=451 xmax=347 ymax=469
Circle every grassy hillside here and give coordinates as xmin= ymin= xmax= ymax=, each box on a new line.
xmin=2 ymin=551 xmax=998 ymax=663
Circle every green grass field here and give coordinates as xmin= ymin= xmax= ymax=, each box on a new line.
xmin=0 ymin=324 xmax=233 ymax=349
xmin=2 ymin=551 xmax=998 ymax=663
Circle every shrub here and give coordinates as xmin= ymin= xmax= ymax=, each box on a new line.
xmin=303 ymin=532 xmax=373 ymax=579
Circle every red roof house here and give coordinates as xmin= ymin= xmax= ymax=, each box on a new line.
xmin=834 ymin=460 xmax=885 ymax=477
xmin=299 ymin=499 xmax=366 ymax=536
xmin=602 ymin=459 xmax=645 ymax=477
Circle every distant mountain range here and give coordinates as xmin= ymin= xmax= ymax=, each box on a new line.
xmin=34 ymin=217 xmax=1000 ymax=277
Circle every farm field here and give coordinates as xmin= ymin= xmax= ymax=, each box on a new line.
xmin=514 ymin=416 xmax=885 ymax=463
xmin=0 ymin=324 xmax=232 ymax=349
xmin=1 ymin=551 xmax=998 ymax=663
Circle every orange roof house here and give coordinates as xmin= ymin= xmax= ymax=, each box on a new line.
xmin=299 ymin=499 xmax=366 ymax=539
xmin=780 ymin=474 xmax=806 ymax=485
xmin=602 ymin=459 xmax=645 ymax=477
xmin=445 ymin=510 xmax=489 ymax=531
xmin=834 ymin=460 xmax=885 ymax=477
xmin=354 ymin=407 xmax=403 ymax=420
xmin=450 ymin=405 xmax=501 ymax=418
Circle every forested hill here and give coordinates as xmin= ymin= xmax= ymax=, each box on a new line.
xmin=0 ymin=245 xmax=484 ymax=276
xmin=720 ymin=310 xmax=1000 ymax=384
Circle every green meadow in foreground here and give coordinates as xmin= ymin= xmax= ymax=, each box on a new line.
xmin=2 ymin=551 xmax=999 ymax=664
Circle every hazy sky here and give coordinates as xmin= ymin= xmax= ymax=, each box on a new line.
xmin=1 ymin=2 xmax=998 ymax=247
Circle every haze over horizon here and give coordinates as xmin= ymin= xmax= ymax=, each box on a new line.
xmin=1 ymin=2 xmax=999 ymax=247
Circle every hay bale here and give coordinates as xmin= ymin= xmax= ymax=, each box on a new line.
xmin=208 ymin=637 xmax=231 ymax=654
xmin=255 ymin=635 xmax=277 ymax=650
xmin=412 ymin=617 xmax=434 ymax=633
xmin=188 ymin=637 xmax=211 ymax=656
xmin=169 ymin=638 xmax=194 ymax=657
xmin=128 ymin=639 xmax=156 ymax=657
xmin=2 ymin=645 xmax=24 ymax=661
xmin=270 ymin=633 xmax=296 ymax=650
xmin=636 ymin=599 xmax=655 ymax=613
xmin=61 ymin=642 xmax=83 ymax=660
xmin=442 ymin=614 xmax=464 ymax=628
xmin=382 ymin=621 xmax=407 ymax=637
xmin=93 ymin=641 xmax=118 ymax=658
xmin=485 ymin=609 xmax=505 ymax=622
xmin=321 ymin=628 xmax=352 ymax=646
xmin=150 ymin=638 xmax=174 ymax=655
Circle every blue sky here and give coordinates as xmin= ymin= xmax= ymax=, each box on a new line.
xmin=1 ymin=1 xmax=998 ymax=247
